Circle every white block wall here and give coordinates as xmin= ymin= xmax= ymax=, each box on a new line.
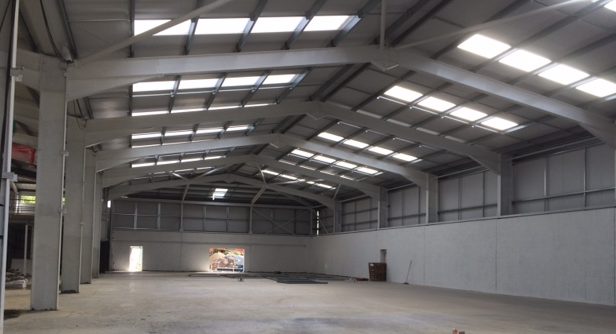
xmin=309 ymin=208 xmax=616 ymax=305
xmin=111 ymin=230 xmax=311 ymax=273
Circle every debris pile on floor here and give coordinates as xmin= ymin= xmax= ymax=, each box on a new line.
xmin=188 ymin=271 xmax=349 ymax=284
xmin=5 ymin=269 xmax=29 ymax=289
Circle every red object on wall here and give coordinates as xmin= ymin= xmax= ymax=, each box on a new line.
xmin=12 ymin=144 xmax=36 ymax=165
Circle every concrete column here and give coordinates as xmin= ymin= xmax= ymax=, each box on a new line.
xmin=31 ymin=62 xmax=67 ymax=310
xmin=91 ymin=174 xmax=102 ymax=278
xmin=80 ymin=151 xmax=95 ymax=284
xmin=60 ymin=122 xmax=85 ymax=293
xmin=377 ymin=189 xmax=388 ymax=229
xmin=497 ymin=156 xmax=514 ymax=216
xmin=424 ymin=175 xmax=438 ymax=223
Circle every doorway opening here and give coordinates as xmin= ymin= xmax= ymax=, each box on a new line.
xmin=209 ymin=248 xmax=245 ymax=272
xmin=380 ymin=249 xmax=387 ymax=263
xmin=128 ymin=246 xmax=143 ymax=272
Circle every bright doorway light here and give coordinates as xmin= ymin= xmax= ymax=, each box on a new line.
xmin=128 ymin=246 xmax=143 ymax=272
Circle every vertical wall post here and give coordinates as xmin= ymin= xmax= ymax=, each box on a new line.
xmin=377 ymin=189 xmax=388 ymax=229
xmin=31 ymin=60 xmax=67 ymax=310
xmin=60 ymin=122 xmax=85 ymax=293
xmin=91 ymin=174 xmax=102 ymax=278
xmin=80 ymin=150 xmax=95 ymax=283
xmin=497 ymin=155 xmax=513 ymax=216
xmin=425 ymin=175 xmax=438 ymax=223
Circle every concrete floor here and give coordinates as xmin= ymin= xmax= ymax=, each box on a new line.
xmin=4 ymin=272 xmax=616 ymax=334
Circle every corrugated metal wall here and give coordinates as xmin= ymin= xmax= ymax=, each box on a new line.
xmin=326 ymin=143 xmax=615 ymax=232
xmin=111 ymin=199 xmax=313 ymax=236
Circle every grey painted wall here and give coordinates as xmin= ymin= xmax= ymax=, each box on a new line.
xmin=308 ymin=207 xmax=616 ymax=306
xmin=111 ymin=230 xmax=311 ymax=273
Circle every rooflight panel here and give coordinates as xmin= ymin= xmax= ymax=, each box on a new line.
xmin=384 ymin=85 xmax=423 ymax=103
xmin=304 ymin=15 xmax=351 ymax=32
xmin=131 ymin=162 xmax=155 ymax=168
xmin=131 ymin=132 xmax=162 ymax=140
xmin=164 ymin=130 xmax=193 ymax=137
xmin=222 ymin=76 xmax=260 ymax=87
xmin=196 ymin=127 xmax=223 ymax=134
xmin=605 ymin=1 xmax=616 ymax=12
xmin=195 ymin=18 xmax=249 ymax=35
xmin=457 ymin=34 xmax=511 ymax=59
xmin=481 ymin=117 xmax=519 ymax=131
xmin=392 ymin=153 xmax=417 ymax=162
xmin=291 ymin=149 xmax=314 ymax=158
xmin=181 ymin=157 xmax=203 ymax=163
xmin=575 ymin=78 xmax=616 ymax=98
xmin=417 ymin=96 xmax=456 ymax=112
xmin=343 ymin=139 xmax=369 ymax=149
xmin=203 ymin=155 xmax=224 ymax=160
xmin=172 ymin=107 xmax=207 ymax=113
xmin=262 ymin=170 xmax=279 ymax=176
xmin=450 ymin=107 xmax=487 ymax=122
xmin=252 ymin=16 xmax=303 ymax=33
xmin=334 ymin=161 xmax=357 ymax=169
xmin=263 ymin=74 xmax=297 ymax=85
xmin=538 ymin=64 xmax=589 ymax=85
xmin=313 ymin=155 xmax=336 ymax=164
xmin=356 ymin=166 xmax=379 ymax=175
xmin=134 ymin=20 xmax=191 ymax=36
xmin=132 ymin=110 xmax=168 ymax=117
xmin=226 ymin=125 xmax=250 ymax=132
xmin=178 ymin=79 xmax=219 ymax=90
xmin=133 ymin=81 xmax=176 ymax=92
xmin=368 ymin=146 xmax=394 ymax=156
xmin=157 ymin=160 xmax=180 ymax=165
xmin=498 ymin=49 xmax=551 ymax=72
xmin=317 ymin=132 xmax=344 ymax=142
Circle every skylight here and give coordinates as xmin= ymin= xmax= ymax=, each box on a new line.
xmin=131 ymin=132 xmax=161 ymax=140
xmin=226 ymin=125 xmax=250 ymax=132
xmin=291 ymin=149 xmax=314 ymax=158
xmin=450 ymin=107 xmax=487 ymax=122
xmin=133 ymin=20 xmax=191 ymax=36
xmin=304 ymin=15 xmax=350 ymax=32
xmin=252 ymin=16 xmax=303 ymax=33
xmin=132 ymin=110 xmax=168 ymax=117
xmin=222 ymin=76 xmax=260 ymax=87
xmin=393 ymin=153 xmax=417 ymax=162
xmin=498 ymin=49 xmax=551 ymax=72
xmin=262 ymin=170 xmax=279 ymax=176
xmin=343 ymin=139 xmax=369 ymax=149
xmin=181 ymin=157 xmax=202 ymax=163
xmin=195 ymin=18 xmax=249 ymax=35
xmin=172 ymin=107 xmax=207 ymax=113
xmin=208 ymin=105 xmax=239 ymax=111
xmin=384 ymin=85 xmax=423 ymax=103
xmin=313 ymin=155 xmax=335 ymax=164
xmin=157 ymin=160 xmax=180 ymax=165
xmin=334 ymin=161 xmax=357 ymax=169
xmin=575 ymin=78 xmax=616 ymax=98
xmin=212 ymin=188 xmax=228 ymax=199
xmin=481 ymin=117 xmax=519 ymax=131
xmin=164 ymin=130 xmax=193 ymax=137
xmin=263 ymin=74 xmax=297 ymax=85
xmin=203 ymin=155 xmax=224 ymax=160
xmin=538 ymin=64 xmax=589 ymax=85
xmin=417 ymin=96 xmax=456 ymax=112
xmin=317 ymin=132 xmax=344 ymax=142
xmin=131 ymin=162 xmax=155 ymax=168
xmin=133 ymin=81 xmax=175 ymax=92
xmin=279 ymin=174 xmax=298 ymax=181
xmin=356 ymin=166 xmax=379 ymax=175
xmin=315 ymin=183 xmax=335 ymax=190
xmin=368 ymin=146 xmax=393 ymax=155
xmin=196 ymin=127 xmax=223 ymax=134
xmin=457 ymin=34 xmax=511 ymax=59
xmin=178 ymin=79 xmax=218 ymax=90
xmin=605 ymin=1 xmax=616 ymax=12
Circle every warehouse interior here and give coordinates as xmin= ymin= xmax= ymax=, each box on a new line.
xmin=0 ymin=0 xmax=616 ymax=332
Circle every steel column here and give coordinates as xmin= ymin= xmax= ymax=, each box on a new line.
xmin=80 ymin=150 xmax=95 ymax=283
xmin=497 ymin=156 xmax=514 ymax=216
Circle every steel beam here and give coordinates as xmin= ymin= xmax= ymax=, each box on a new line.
xmin=310 ymin=102 xmax=502 ymax=173
xmin=96 ymin=133 xmax=430 ymax=188
xmin=108 ymin=173 xmax=336 ymax=209
xmin=84 ymin=101 xmax=320 ymax=146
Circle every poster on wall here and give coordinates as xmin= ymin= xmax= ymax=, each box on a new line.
xmin=209 ymin=248 xmax=245 ymax=272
